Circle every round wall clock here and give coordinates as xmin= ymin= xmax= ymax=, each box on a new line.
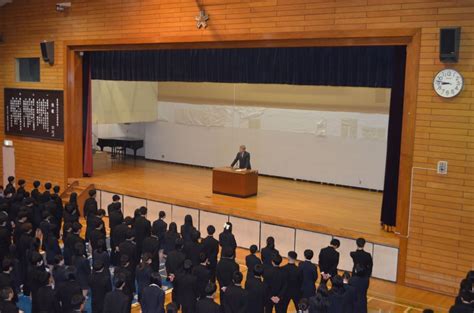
xmin=433 ymin=68 xmax=464 ymax=98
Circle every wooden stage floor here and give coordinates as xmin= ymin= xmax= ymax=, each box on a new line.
xmin=78 ymin=152 xmax=398 ymax=247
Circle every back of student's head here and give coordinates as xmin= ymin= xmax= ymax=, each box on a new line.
xmin=342 ymin=271 xmax=351 ymax=281
xmin=0 ymin=286 xmax=13 ymax=301
xmin=159 ymin=210 xmax=166 ymax=219
xmin=88 ymin=189 xmax=96 ymax=197
xmin=112 ymin=194 xmax=120 ymax=202
xmin=356 ymin=237 xmax=366 ymax=248
xmin=330 ymin=238 xmax=340 ymax=248
xmin=304 ymin=249 xmax=314 ymax=260
xmin=71 ymin=294 xmax=85 ymax=310
xmin=207 ymin=225 xmax=215 ymax=235
xmin=139 ymin=206 xmax=147 ymax=216
xmin=253 ymin=264 xmax=264 ymax=277
xmin=332 ymin=275 xmax=344 ymax=289
xmin=288 ymin=251 xmax=297 ymax=261
xmin=249 ymin=244 xmax=258 ymax=254
xmin=422 ymin=310 xmax=434 ymax=313
xmin=232 ymin=271 xmax=243 ymax=284
xmin=266 ymin=236 xmax=275 ymax=248
xmin=150 ymin=272 xmax=162 ymax=286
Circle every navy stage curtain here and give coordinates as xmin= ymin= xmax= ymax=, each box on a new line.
xmin=380 ymin=46 xmax=406 ymax=227
xmin=90 ymin=46 xmax=395 ymax=88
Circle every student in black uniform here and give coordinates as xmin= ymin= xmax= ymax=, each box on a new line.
xmin=328 ymin=275 xmax=347 ymax=313
xmin=171 ymin=259 xmax=198 ymax=313
xmin=245 ymin=264 xmax=265 ymax=313
xmin=261 ymin=237 xmax=279 ymax=269
xmin=72 ymin=242 xmax=91 ymax=297
xmin=142 ymin=228 xmax=161 ymax=271
xmin=282 ymin=251 xmax=301 ymax=312
xmin=196 ymin=282 xmax=220 ymax=313
xmin=43 ymin=223 xmax=62 ymax=266
xmin=140 ymin=272 xmax=165 ymax=313
xmin=349 ymin=264 xmax=369 ymax=313
xmin=245 ymin=244 xmax=262 ymax=280
xmin=52 ymin=255 xmax=67 ymax=286
xmin=219 ymin=222 xmax=237 ymax=258
xmin=118 ymin=229 xmax=138 ymax=269
xmin=134 ymin=206 xmax=151 ymax=258
xmin=107 ymin=195 xmax=122 ymax=217
xmin=111 ymin=217 xmax=133 ymax=266
xmin=0 ymin=213 xmax=12 ymax=266
xmin=263 ymin=253 xmax=288 ymax=313
xmin=350 ymin=238 xmax=373 ymax=278
xmin=166 ymin=238 xmax=186 ymax=278
xmin=31 ymin=181 xmax=41 ymax=204
xmin=0 ymin=287 xmax=19 ymax=313
xmin=163 ymin=222 xmax=180 ymax=256
xmin=87 ymin=259 xmax=112 ymax=313
xmin=152 ymin=210 xmax=167 ymax=253
xmin=36 ymin=271 xmax=62 ymax=313
xmin=298 ymin=249 xmax=318 ymax=299
xmin=319 ymin=239 xmax=340 ymax=286
xmin=183 ymin=229 xmax=202 ymax=266
xmin=342 ymin=271 xmax=356 ymax=313
xmin=92 ymin=238 xmax=110 ymax=270
xmin=16 ymin=179 xmax=26 ymax=196
xmin=64 ymin=222 xmax=84 ymax=265
xmin=201 ymin=225 xmax=219 ymax=282
xmin=68 ymin=294 xmax=86 ymax=313
xmin=103 ymin=274 xmax=131 ymax=313
xmin=192 ymin=252 xmax=211 ymax=299
xmin=136 ymin=253 xmax=153 ymax=302
xmin=89 ymin=218 xmax=106 ymax=252
xmin=216 ymin=247 xmax=239 ymax=305
xmin=83 ymin=189 xmax=98 ymax=220
xmin=114 ymin=255 xmax=135 ymax=313
xmin=56 ymin=269 xmax=82 ymax=313
xmin=180 ymin=214 xmax=196 ymax=243
xmin=223 ymin=271 xmax=248 ymax=313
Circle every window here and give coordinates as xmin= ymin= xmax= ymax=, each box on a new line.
xmin=16 ymin=58 xmax=40 ymax=82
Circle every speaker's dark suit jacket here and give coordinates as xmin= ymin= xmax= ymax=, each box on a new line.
xmin=231 ymin=151 xmax=251 ymax=169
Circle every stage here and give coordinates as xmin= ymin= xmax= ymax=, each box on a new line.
xmin=75 ymin=152 xmax=398 ymax=247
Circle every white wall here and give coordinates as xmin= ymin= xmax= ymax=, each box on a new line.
xmin=145 ymin=102 xmax=388 ymax=190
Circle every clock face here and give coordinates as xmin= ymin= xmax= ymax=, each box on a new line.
xmin=433 ymin=69 xmax=463 ymax=98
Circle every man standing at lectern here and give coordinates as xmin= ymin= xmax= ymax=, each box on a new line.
xmin=231 ymin=145 xmax=251 ymax=170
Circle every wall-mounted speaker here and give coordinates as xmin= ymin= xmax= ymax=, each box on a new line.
xmin=439 ymin=27 xmax=461 ymax=63
xmin=40 ymin=41 xmax=55 ymax=65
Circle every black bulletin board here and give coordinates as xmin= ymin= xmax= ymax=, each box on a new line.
xmin=4 ymin=88 xmax=64 ymax=141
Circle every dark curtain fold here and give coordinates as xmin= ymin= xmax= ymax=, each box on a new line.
xmin=380 ymin=46 xmax=407 ymax=227
xmin=90 ymin=46 xmax=395 ymax=88
xmin=82 ymin=53 xmax=93 ymax=177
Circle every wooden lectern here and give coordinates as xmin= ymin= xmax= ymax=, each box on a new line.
xmin=212 ymin=167 xmax=258 ymax=198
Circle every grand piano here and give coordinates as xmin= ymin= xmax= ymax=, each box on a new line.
xmin=96 ymin=137 xmax=144 ymax=158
